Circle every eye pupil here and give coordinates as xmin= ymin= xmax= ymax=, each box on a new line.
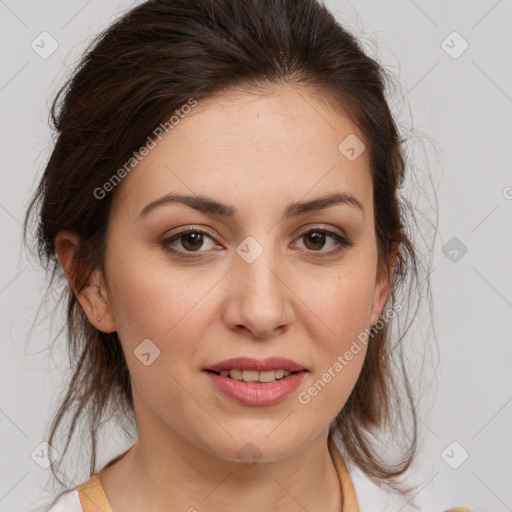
xmin=182 ymin=232 xmax=203 ymax=251
xmin=304 ymin=231 xmax=325 ymax=250
xmin=164 ymin=228 xmax=348 ymax=259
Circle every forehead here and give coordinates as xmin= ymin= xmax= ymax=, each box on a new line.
xmin=111 ymin=83 xmax=372 ymax=218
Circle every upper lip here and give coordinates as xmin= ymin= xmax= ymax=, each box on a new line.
xmin=204 ymin=356 xmax=307 ymax=373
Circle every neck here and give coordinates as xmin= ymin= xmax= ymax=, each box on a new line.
xmin=99 ymin=422 xmax=342 ymax=512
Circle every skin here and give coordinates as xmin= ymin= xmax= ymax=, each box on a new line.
xmin=56 ymin=82 xmax=394 ymax=512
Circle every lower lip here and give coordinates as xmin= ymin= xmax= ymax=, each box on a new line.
xmin=204 ymin=370 xmax=307 ymax=406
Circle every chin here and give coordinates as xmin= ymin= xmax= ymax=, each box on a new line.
xmin=198 ymin=429 xmax=310 ymax=465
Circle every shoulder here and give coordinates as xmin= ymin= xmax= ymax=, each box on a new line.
xmin=349 ymin=466 xmax=422 ymax=512
xmin=46 ymin=489 xmax=83 ymax=512
xmin=349 ymin=467 xmax=473 ymax=512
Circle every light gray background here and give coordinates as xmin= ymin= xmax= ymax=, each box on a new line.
xmin=1 ymin=1 xmax=511 ymax=511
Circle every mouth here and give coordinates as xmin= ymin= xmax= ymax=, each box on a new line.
xmin=204 ymin=368 xmax=305 ymax=383
xmin=203 ymin=368 xmax=308 ymax=406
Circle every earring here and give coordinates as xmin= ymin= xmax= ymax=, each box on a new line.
xmin=98 ymin=316 xmax=102 ymax=322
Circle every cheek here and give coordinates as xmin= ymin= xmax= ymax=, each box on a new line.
xmin=298 ymin=275 xmax=372 ymax=418
xmin=106 ymin=260 xmax=216 ymax=417
xmin=302 ymin=359 xmax=363 ymax=422
xmin=293 ymin=257 xmax=375 ymax=410
xmin=105 ymin=243 xmax=217 ymax=339
xmin=303 ymin=266 xmax=376 ymax=341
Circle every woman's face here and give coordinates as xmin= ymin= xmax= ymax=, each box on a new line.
xmin=87 ymin=84 xmax=391 ymax=461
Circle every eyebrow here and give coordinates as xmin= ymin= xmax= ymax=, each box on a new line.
xmin=137 ymin=191 xmax=364 ymax=221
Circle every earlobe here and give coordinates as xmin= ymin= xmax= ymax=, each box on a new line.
xmin=55 ymin=230 xmax=116 ymax=333
xmin=81 ymin=276 xmax=117 ymax=333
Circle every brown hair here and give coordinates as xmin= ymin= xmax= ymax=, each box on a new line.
xmin=24 ymin=0 xmax=437 ymax=508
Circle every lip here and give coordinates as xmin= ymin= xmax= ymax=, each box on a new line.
xmin=204 ymin=369 xmax=307 ymax=406
xmin=204 ymin=356 xmax=307 ymax=373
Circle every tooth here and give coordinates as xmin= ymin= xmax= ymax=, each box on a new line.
xmin=229 ymin=369 xmax=243 ymax=380
xmin=258 ymin=370 xmax=276 ymax=382
xmin=242 ymin=370 xmax=259 ymax=382
xmin=217 ymin=369 xmax=293 ymax=381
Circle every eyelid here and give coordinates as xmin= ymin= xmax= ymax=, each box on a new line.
xmin=161 ymin=224 xmax=353 ymax=259
xmin=164 ymin=225 xmax=218 ymax=239
xmin=294 ymin=223 xmax=347 ymax=239
xmin=292 ymin=226 xmax=354 ymax=253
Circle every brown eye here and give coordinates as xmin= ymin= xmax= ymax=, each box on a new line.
xmin=162 ymin=228 xmax=219 ymax=259
xmin=180 ymin=232 xmax=204 ymax=251
xmin=302 ymin=231 xmax=327 ymax=250
xmin=294 ymin=228 xmax=353 ymax=255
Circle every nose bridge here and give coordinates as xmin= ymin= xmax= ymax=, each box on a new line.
xmin=238 ymin=230 xmax=286 ymax=283
xmin=225 ymin=234 xmax=291 ymax=337
xmin=241 ymin=245 xmax=278 ymax=292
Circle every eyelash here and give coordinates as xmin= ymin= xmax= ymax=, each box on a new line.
xmin=161 ymin=226 xmax=354 ymax=260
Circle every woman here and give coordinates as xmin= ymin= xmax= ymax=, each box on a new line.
xmin=24 ymin=0 xmax=449 ymax=511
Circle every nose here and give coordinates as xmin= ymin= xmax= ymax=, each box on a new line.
xmin=222 ymin=243 xmax=293 ymax=339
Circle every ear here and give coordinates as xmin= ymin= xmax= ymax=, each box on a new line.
xmin=369 ymin=243 xmax=397 ymax=327
xmin=55 ymin=230 xmax=116 ymax=333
